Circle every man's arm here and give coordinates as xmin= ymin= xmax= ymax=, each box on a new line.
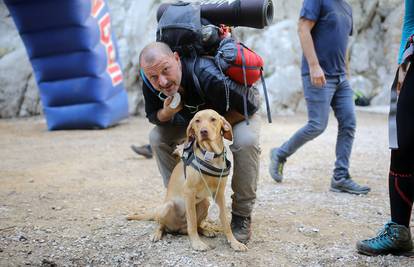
xmin=298 ymin=18 xmax=326 ymax=87
xmin=142 ymin=82 xmax=181 ymax=125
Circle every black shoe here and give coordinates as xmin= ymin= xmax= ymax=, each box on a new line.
xmin=131 ymin=144 xmax=153 ymax=159
xmin=231 ymin=214 xmax=251 ymax=244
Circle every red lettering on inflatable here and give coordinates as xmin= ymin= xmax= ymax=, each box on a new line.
xmin=91 ymin=0 xmax=104 ymax=18
xmin=97 ymin=12 xmax=123 ymax=86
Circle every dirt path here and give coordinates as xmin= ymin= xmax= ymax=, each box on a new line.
xmin=0 ymin=112 xmax=412 ymax=266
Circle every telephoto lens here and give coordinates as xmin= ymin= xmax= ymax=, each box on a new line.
xmin=157 ymin=0 xmax=274 ymax=29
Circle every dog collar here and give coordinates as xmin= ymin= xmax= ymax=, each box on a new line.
xmin=196 ymin=142 xmax=224 ymax=160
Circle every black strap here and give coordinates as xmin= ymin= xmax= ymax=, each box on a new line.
xmin=196 ymin=142 xmax=224 ymax=158
xmin=189 ymin=50 xmax=205 ymax=101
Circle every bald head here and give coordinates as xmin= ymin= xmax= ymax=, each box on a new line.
xmin=139 ymin=42 xmax=174 ymax=67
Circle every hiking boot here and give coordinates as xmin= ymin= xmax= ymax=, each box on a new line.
xmin=356 ymin=222 xmax=413 ymax=256
xmin=131 ymin=144 xmax=153 ymax=159
xmin=269 ymin=147 xmax=286 ymax=183
xmin=231 ymin=214 xmax=251 ymax=244
xmin=330 ymin=175 xmax=370 ymax=195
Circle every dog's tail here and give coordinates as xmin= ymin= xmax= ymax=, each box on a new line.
xmin=126 ymin=211 xmax=157 ymax=221
xmin=127 ymin=201 xmax=174 ymax=221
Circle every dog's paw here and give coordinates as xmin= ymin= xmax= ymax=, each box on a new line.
xmin=191 ymin=240 xmax=211 ymax=251
xmin=230 ymin=241 xmax=248 ymax=252
xmin=198 ymin=227 xmax=217 ymax=238
xmin=151 ymin=231 xmax=163 ymax=242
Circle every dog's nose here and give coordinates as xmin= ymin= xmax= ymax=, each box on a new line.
xmin=200 ymin=129 xmax=209 ymax=138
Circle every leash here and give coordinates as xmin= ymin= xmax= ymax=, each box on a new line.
xmin=194 ymin=149 xmax=227 ymax=204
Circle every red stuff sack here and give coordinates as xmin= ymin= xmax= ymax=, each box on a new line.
xmin=215 ymin=38 xmax=263 ymax=86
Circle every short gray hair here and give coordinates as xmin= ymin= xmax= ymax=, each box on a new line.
xmin=139 ymin=42 xmax=173 ymax=67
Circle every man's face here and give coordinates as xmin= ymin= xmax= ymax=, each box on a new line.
xmin=142 ymin=52 xmax=182 ymax=97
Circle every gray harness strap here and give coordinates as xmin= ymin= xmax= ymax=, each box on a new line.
xmin=181 ymin=140 xmax=231 ymax=178
xmin=190 ymin=156 xmax=231 ymax=177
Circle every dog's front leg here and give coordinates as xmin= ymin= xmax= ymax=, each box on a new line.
xmin=151 ymin=223 xmax=165 ymax=242
xmin=184 ymin=188 xmax=211 ymax=251
xmin=215 ymin=184 xmax=248 ymax=252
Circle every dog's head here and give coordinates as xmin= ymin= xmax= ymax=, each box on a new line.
xmin=186 ymin=109 xmax=233 ymax=144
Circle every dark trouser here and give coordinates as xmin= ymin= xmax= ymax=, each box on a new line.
xmin=389 ymin=65 xmax=414 ymax=228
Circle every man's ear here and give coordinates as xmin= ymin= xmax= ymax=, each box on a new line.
xmin=186 ymin=118 xmax=195 ymax=142
xmin=173 ymin=51 xmax=180 ymax=62
xmin=220 ymin=116 xmax=233 ymax=141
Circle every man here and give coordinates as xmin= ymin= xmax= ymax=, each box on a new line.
xmin=139 ymin=41 xmax=261 ymax=243
xmin=269 ymin=0 xmax=370 ymax=194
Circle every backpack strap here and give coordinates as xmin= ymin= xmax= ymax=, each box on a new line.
xmin=402 ymin=35 xmax=414 ymax=65
xmin=140 ymin=68 xmax=167 ymax=97
xmin=239 ymin=42 xmax=272 ymax=124
xmin=238 ymin=44 xmax=250 ymax=125
xmin=187 ymin=51 xmax=206 ymax=101
xmin=260 ymin=68 xmax=272 ymax=123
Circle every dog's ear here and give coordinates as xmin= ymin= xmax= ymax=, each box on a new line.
xmin=186 ymin=117 xmax=196 ymax=142
xmin=220 ymin=116 xmax=233 ymax=141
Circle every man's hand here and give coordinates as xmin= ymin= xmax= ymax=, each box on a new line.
xmin=397 ymin=62 xmax=410 ymax=95
xmin=157 ymin=96 xmax=183 ymax=122
xmin=309 ymin=63 xmax=326 ymax=87
xmin=224 ymin=110 xmax=245 ymax=126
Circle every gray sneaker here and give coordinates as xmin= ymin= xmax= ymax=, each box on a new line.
xmin=330 ymin=176 xmax=370 ymax=195
xmin=269 ymin=147 xmax=286 ymax=183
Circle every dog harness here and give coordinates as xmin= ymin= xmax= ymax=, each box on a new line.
xmin=181 ymin=139 xmax=231 ymax=178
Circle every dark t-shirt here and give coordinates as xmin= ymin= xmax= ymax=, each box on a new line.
xmin=300 ymin=0 xmax=353 ymax=76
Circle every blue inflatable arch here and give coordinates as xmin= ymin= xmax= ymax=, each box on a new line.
xmin=5 ymin=0 xmax=129 ymax=130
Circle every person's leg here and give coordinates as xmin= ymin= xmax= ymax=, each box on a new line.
xmin=229 ymin=115 xmax=261 ymax=243
xmin=149 ymin=125 xmax=186 ymax=187
xmin=329 ymin=77 xmax=370 ymax=194
xmin=276 ymin=76 xmax=335 ymax=159
xmin=357 ymin=150 xmax=414 ymax=256
xmin=357 ymin=66 xmax=414 ymax=256
xmin=269 ymin=75 xmax=335 ymax=182
xmin=389 ymin=149 xmax=414 ymax=228
xmin=389 ymin=64 xmax=414 ymax=227
xmin=330 ymin=76 xmax=356 ymax=179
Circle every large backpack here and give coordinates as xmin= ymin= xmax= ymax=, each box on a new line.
xmin=153 ymin=1 xmax=272 ymax=123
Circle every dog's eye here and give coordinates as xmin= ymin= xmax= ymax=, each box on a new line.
xmin=195 ymin=119 xmax=200 ymax=123
xmin=210 ymin=117 xmax=216 ymax=122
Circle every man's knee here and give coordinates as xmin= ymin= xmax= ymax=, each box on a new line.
xmin=232 ymin=132 xmax=259 ymax=151
xmin=149 ymin=127 xmax=163 ymax=147
xmin=338 ymin=113 xmax=356 ymax=133
xmin=305 ymin=121 xmax=327 ymax=139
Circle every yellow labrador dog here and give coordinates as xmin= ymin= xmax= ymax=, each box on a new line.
xmin=128 ymin=109 xmax=247 ymax=252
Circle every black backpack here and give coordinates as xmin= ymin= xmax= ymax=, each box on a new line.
xmin=156 ymin=2 xmax=206 ymax=57
xmin=154 ymin=1 xmax=272 ymax=123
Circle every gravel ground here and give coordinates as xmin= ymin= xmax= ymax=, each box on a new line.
xmin=0 ymin=111 xmax=413 ymax=266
